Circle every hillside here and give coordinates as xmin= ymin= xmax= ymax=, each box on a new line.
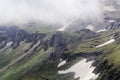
xmin=0 ymin=25 xmax=120 ymax=80
xmin=0 ymin=0 xmax=120 ymax=80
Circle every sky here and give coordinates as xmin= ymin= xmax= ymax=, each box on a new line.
xmin=0 ymin=0 xmax=103 ymax=25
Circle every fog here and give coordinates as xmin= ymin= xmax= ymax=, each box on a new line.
xmin=0 ymin=0 xmax=103 ymax=25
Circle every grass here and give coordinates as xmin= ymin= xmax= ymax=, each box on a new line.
xmin=65 ymin=29 xmax=120 ymax=54
xmin=104 ymin=45 xmax=120 ymax=68
xmin=0 ymin=49 xmax=50 ymax=80
xmin=0 ymin=43 xmax=30 ymax=69
xmin=65 ymin=36 xmax=110 ymax=54
xmin=20 ymin=24 xmax=59 ymax=33
xmin=1 ymin=28 xmax=120 ymax=80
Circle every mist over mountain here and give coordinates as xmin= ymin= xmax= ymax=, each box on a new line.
xmin=0 ymin=0 xmax=120 ymax=80
xmin=0 ymin=0 xmax=103 ymax=25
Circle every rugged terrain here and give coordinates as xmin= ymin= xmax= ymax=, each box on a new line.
xmin=0 ymin=24 xmax=120 ymax=80
xmin=0 ymin=0 xmax=120 ymax=80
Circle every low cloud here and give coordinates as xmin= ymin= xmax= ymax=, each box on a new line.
xmin=0 ymin=0 xmax=103 ymax=25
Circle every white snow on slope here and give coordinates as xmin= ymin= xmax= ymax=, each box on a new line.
xmin=96 ymin=29 xmax=107 ymax=33
xmin=58 ymin=59 xmax=97 ymax=80
xmin=58 ymin=60 xmax=66 ymax=68
xmin=96 ymin=39 xmax=115 ymax=48
xmin=20 ymin=41 xmax=25 ymax=45
xmin=86 ymin=25 xmax=94 ymax=31
xmin=91 ymin=74 xmax=99 ymax=80
xmin=109 ymin=20 xmax=115 ymax=23
xmin=104 ymin=6 xmax=117 ymax=12
xmin=6 ymin=41 xmax=13 ymax=47
xmin=2 ymin=41 xmax=13 ymax=50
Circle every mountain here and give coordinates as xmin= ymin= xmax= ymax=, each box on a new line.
xmin=0 ymin=0 xmax=120 ymax=80
xmin=0 ymin=24 xmax=120 ymax=80
xmin=62 ymin=0 xmax=120 ymax=32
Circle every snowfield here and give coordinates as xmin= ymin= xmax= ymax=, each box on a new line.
xmin=96 ymin=39 xmax=115 ymax=48
xmin=58 ymin=59 xmax=97 ymax=80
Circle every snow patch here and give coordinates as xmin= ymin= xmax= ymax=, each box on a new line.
xmin=96 ymin=29 xmax=107 ymax=33
xmin=58 ymin=60 xmax=66 ymax=68
xmin=20 ymin=41 xmax=25 ymax=45
xmin=91 ymin=74 xmax=99 ymax=80
xmin=2 ymin=41 xmax=13 ymax=49
xmin=58 ymin=59 xmax=97 ymax=80
xmin=59 ymin=59 xmax=63 ymax=61
xmin=104 ymin=6 xmax=117 ymax=12
xmin=6 ymin=41 xmax=13 ymax=47
xmin=109 ymin=20 xmax=115 ymax=23
xmin=86 ymin=25 xmax=94 ymax=31
xmin=96 ymin=39 xmax=115 ymax=48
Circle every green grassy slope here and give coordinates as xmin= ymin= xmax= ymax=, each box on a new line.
xmin=0 ymin=41 xmax=54 ymax=80
xmin=0 ymin=28 xmax=120 ymax=80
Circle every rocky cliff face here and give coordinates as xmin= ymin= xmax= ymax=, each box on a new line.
xmin=0 ymin=23 xmax=120 ymax=80
xmin=0 ymin=26 xmax=47 ymax=49
xmin=94 ymin=59 xmax=120 ymax=80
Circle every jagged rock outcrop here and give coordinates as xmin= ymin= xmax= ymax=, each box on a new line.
xmin=49 ymin=32 xmax=72 ymax=61
xmin=94 ymin=59 xmax=120 ymax=80
xmin=0 ymin=27 xmax=47 ymax=49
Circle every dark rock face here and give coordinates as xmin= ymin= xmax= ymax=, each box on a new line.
xmin=0 ymin=26 xmax=102 ymax=62
xmin=75 ymin=29 xmax=98 ymax=41
xmin=0 ymin=41 xmax=7 ymax=49
xmin=0 ymin=27 xmax=73 ymax=61
xmin=49 ymin=32 xmax=71 ymax=61
xmin=47 ymin=30 xmax=100 ymax=61
xmin=0 ymin=27 xmax=75 ymax=62
xmin=57 ymin=72 xmax=75 ymax=80
xmin=94 ymin=60 xmax=120 ymax=80
xmin=61 ymin=51 xmax=103 ymax=62
xmin=103 ymin=0 xmax=120 ymax=6
xmin=113 ymin=32 xmax=120 ymax=44
xmin=0 ymin=26 xmax=18 ymax=42
xmin=66 ymin=19 xmax=92 ymax=32
xmin=0 ymin=26 xmax=46 ymax=49
xmin=109 ymin=18 xmax=120 ymax=30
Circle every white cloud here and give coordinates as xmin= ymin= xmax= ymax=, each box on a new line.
xmin=0 ymin=0 xmax=103 ymax=25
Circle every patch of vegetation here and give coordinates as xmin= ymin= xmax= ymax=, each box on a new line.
xmin=0 ymin=49 xmax=49 ymax=80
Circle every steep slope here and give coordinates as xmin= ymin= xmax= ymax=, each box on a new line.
xmin=1 ymin=26 xmax=120 ymax=80
xmin=93 ymin=31 xmax=120 ymax=80
xmin=0 ymin=27 xmax=102 ymax=80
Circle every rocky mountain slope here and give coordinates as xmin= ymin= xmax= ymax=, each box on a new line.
xmin=0 ymin=24 xmax=120 ymax=80
xmin=0 ymin=0 xmax=120 ymax=80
